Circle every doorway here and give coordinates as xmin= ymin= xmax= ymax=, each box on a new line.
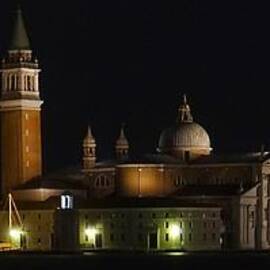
xmin=148 ymin=233 xmax=158 ymax=249
xmin=95 ymin=233 xmax=102 ymax=248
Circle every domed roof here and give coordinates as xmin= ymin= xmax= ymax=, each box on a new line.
xmin=158 ymin=122 xmax=211 ymax=151
xmin=158 ymin=95 xmax=211 ymax=155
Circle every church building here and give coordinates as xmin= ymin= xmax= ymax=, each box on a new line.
xmin=0 ymin=6 xmax=270 ymax=252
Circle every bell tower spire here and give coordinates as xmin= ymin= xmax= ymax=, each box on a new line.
xmin=82 ymin=125 xmax=96 ymax=171
xmin=0 ymin=6 xmax=43 ymax=196
xmin=115 ymin=124 xmax=129 ymax=159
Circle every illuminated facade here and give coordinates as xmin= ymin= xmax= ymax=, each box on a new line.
xmin=1 ymin=6 xmax=270 ymax=252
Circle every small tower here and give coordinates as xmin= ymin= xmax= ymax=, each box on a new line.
xmin=115 ymin=124 xmax=129 ymax=159
xmin=82 ymin=126 xmax=96 ymax=171
xmin=0 ymin=6 xmax=43 ymax=196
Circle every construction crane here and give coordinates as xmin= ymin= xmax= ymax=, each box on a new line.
xmin=0 ymin=193 xmax=24 ymax=251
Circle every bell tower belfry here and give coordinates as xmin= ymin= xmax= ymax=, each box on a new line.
xmin=0 ymin=7 xmax=43 ymax=196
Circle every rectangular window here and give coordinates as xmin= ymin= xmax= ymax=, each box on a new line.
xmin=165 ymin=222 xmax=169 ymax=229
xmin=180 ymin=221 xmax=183 ymax=228
xmin=203 ymin=233 xmax=207 ymax=241
xmin=165 ymin=233 xmax=169 ymax=242
xmin=38 ymin=214 xmax=41 ymax=220
xmin=189 ymin=221 xmax=192 ymax=228
xmin=180 ymin=233 xmax=183 ymax=241
xmin=189 ymin=233 xmax=192 ymax=242
xmin=85 ymin=214 xmax=88 ymax=219
xmin=110 ymin=234 xmax=114 ymax=242
xmin=85 ymin=235 xmax=88 ymax=242
xmin=165 ymin=213 xmax=169 ymax=218
xmin=203 ymin=222 xmax=207 ymax=229
xmin=152 ymin=213 xmax=156 ymax=219
xmin=138 ymin=213 xmax=143 ymax=218
xmin=110 ymin=223 xmax=114 ymax=229
xmin=212 ymin=233 xmax=216 ymax=241
xmin=212 ymin=222 xmax=216 ymax=228
xmin=38 ymin=238 xmax=41 ymax=244
xmin=121 ymin=234 xmax=125 ymax=242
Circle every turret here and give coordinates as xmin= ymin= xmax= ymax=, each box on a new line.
xmin=115 ymin=124 xmax=129 ymax=160
xmin=82 ymin=126 xmax=96 ymax=171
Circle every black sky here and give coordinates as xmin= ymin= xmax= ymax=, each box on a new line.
xmin=0 ymin=0 xmax=270 ymax=172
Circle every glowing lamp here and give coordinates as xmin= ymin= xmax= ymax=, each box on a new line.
xmin=170 ymin=224 xmax=182 ymax=238
xmin=9 ymin=229 xmax=22 ymax=239
xmin=85 ymin=227 xmax=97 ymax=238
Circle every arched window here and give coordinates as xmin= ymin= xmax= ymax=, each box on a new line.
xmin=95 ymin=175 xmax=109 ymax=188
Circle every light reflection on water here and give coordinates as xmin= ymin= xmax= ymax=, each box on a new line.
xmin=82 ymin=251 xmax=189 ymax=256
xmin=165 ymin=252 xmax=187 ymax=256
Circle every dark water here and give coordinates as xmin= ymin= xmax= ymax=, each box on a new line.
xmin=0 ymin=251 xmax=270 ymax=270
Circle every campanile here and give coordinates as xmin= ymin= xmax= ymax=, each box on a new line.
xmin=0 ymin=7 xmax=43 ymax=196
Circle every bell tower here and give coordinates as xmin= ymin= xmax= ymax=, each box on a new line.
xmin=0 ymin=7 xmax=43 ymax=196
xmin=82 ymin=126 xmax=96 ymax=172
xmin=115 ymin=124 xmax=129 ymax=159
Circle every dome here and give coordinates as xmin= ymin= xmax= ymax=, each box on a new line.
xmin=158 ymin=122 xmax=211 ymax=151
xmin=157 ymin=95 xmax=212 ymax=159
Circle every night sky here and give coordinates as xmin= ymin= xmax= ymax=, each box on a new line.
xmin=0 ymin=1 xmax=270 ymax=172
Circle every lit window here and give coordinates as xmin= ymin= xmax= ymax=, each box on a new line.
xmin=25 ymin=129 xmax=29 ymax=136
xmin=60 ymin=194 xmax=73 ymax=209
xmin=25 ymin=113 xmax=29 ymax=120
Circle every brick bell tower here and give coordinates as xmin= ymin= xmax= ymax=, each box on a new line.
xmin=0 ymin=7 xmax=43 ymax=196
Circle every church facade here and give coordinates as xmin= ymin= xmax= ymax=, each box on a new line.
xmin=0 ymin=7 xmax=270 ymax=251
